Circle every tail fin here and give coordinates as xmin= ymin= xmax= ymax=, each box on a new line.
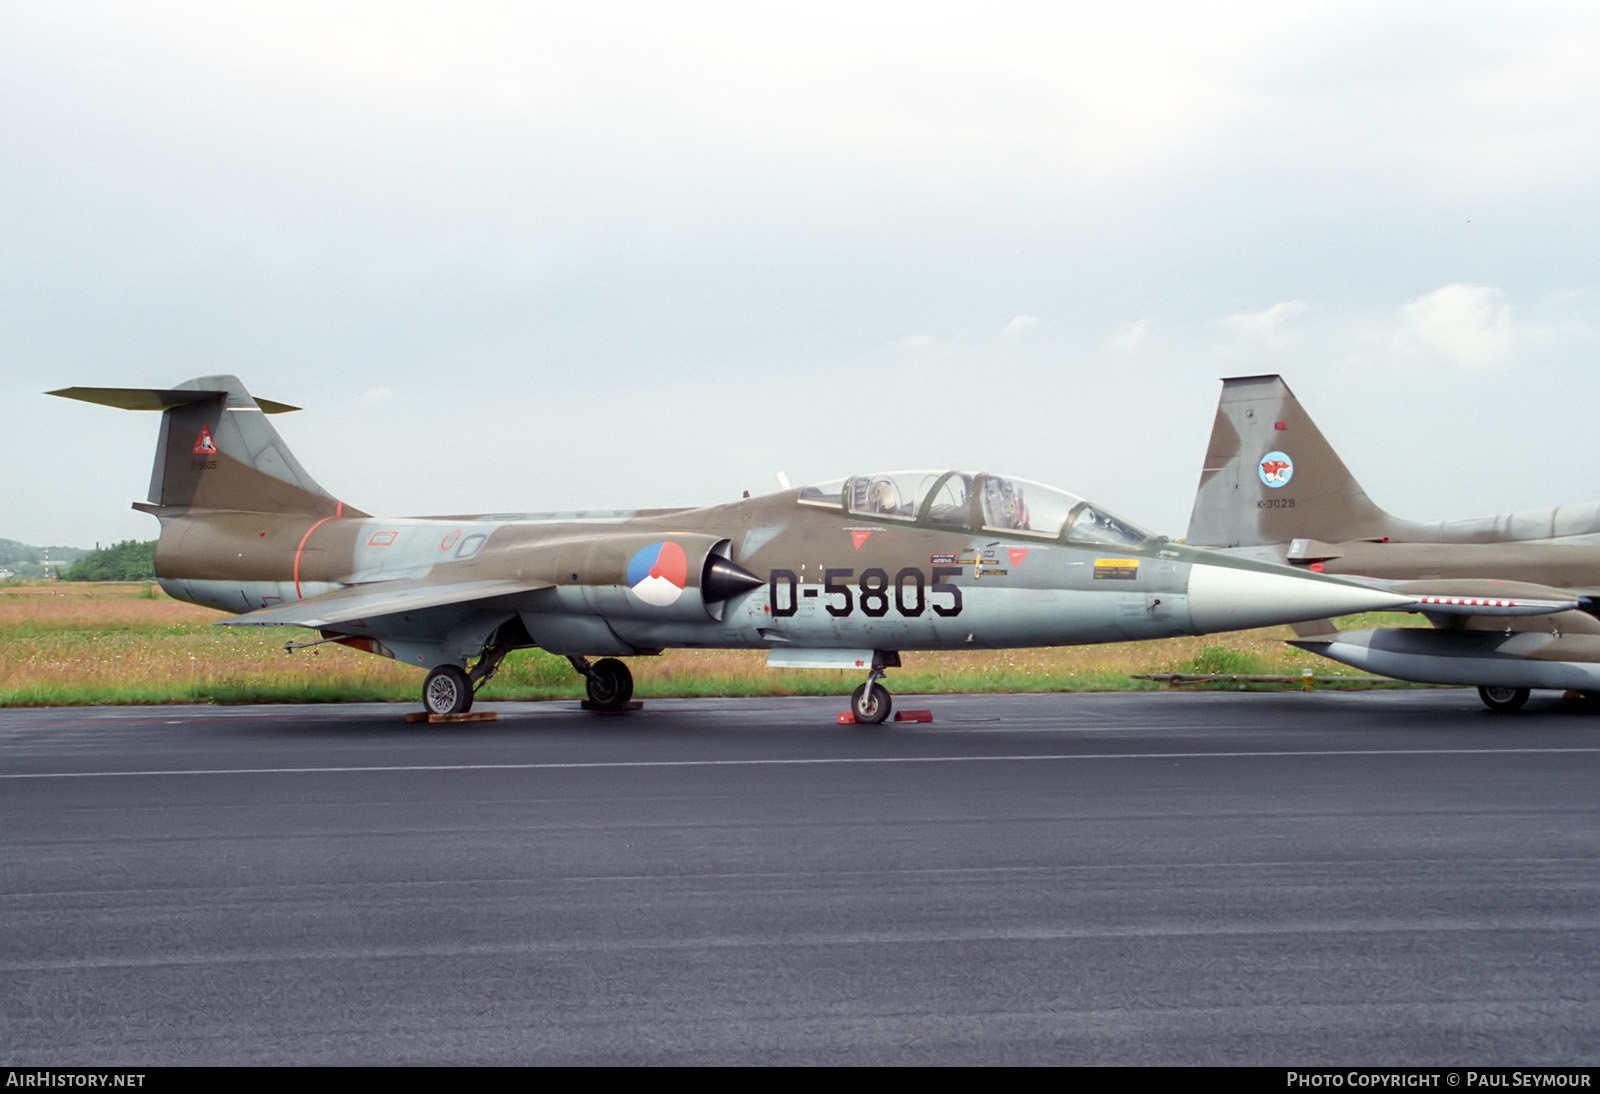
xmin=50 ymin=376 xmax=364 ymax=518
xmin=1185 ymin=374 xmax=1396 ymax=548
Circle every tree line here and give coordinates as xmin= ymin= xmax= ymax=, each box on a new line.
xmin=63 ymin=540 xmax=157 ymax=581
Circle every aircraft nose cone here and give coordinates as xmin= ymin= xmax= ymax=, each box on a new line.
xmin=1186 ymin=562 xmax=1413 ymax=633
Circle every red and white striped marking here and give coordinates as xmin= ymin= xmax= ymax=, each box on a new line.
xmin=1417 ymin=596 xmax=1522 ymax=608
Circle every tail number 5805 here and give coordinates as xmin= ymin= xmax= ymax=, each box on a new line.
xmin=768 ymin=566 xmax=963 ymax=618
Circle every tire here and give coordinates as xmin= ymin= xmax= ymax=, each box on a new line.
xmin=850 ymin=682 xmax=892 ymax=725
xmin=586 ymin=657 xmax=634 ymax=710
xmin=424 ymin=664 xmax=473 ymax=716
xmin=1478 ymin=685 xmax=1529 ymax=714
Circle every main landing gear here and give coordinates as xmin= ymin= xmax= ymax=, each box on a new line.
xmin=849 ymin=652 xmax=902 ymax=725
xmin=423 ymin=664 xmax=474 ymax=716
xmin=420 ymin=630 xmax=519 ymax=717
xmin=569 ymin=656 xmax=635 ymax=711
xmin=1477 ymin=685 xmax=1530 ymax=714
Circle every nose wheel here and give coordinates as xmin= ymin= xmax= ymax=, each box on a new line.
xmin=847 ymin=654 xmax=901 ymax=725
xmin=850 ymin=680 xmax=893 ymax=724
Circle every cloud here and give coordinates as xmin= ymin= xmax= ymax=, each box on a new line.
xmin=1001 ymin=314 xmax=1039 ymax=338
xmin=1223 ymin=301 xmax=1309 ymax=347
xmin=1398 ymin=284 xmax=1513 ymax=369
xmin=1106 ymin=317 xmax=1148 ymax=354
xmin=358 ymin=385 xmax=395 ymax=404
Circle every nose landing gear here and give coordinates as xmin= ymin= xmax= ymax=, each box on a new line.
xmin=850 ymin=678 xmax=892 ymax=724
xmin=847 ymin=651 xmax=902 ymax=725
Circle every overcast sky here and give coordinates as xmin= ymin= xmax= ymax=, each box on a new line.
xmin=5 ymin=1 xmax=1599 ymax=547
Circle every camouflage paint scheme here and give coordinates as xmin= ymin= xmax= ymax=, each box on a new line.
xmin=1187 ymin=374 xmax=1600 ymax=711
xmin=56 ymin=376 xmax=1453 ymax=720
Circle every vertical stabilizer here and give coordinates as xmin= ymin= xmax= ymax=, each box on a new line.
xmin=49 ymin=376 xmax=364 ymax=517
xmin=1185 ymin=375 xmax=1396 ymax=548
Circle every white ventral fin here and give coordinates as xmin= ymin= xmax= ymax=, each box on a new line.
xmin=766 ymin=648 xmax=876 ymax=671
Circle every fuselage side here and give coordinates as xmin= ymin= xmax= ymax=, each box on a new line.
xmin=155 ymin=486 xmax=1390 ymax=666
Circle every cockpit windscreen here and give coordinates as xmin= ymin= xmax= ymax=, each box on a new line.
xmin=797 ymin=470 xmax=1150 ymax=547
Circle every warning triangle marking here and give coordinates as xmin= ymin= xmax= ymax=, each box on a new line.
xmin=1007 ymin=548 xmax=1029 ymax=568
xmin=193 ymin=425 xmax=217 ymax=455
xmin=851 ymin=530 xmax=872 ymax=550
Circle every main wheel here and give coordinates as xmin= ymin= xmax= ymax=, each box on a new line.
xmin=850 ymin=682 xmax=892 ymax=725
xmin=586 ymin=657 xmax=634 ymax=710
xmin=423 ymin=664 xmax=473 ymax=716
xmin=1478 ymin=685 xmax=1530 ymax=714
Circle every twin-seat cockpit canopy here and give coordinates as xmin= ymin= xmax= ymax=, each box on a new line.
xmin=797 ymin=470 xmax=1150 ymax=548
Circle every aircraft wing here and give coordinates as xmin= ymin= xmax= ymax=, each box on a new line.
xmin=1392 ymin=594 xmax=1579 ymax=616
xmin=217 ymin=577 xmax=550 ymax=629
xmin=1381 ymin=578 xmax=1581 ymax=617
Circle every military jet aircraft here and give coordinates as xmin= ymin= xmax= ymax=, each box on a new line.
xmin=1187 ymin=374 xmax=1600 ymax=712
xmin=54 ymin=375 xmax=1469 ymax=722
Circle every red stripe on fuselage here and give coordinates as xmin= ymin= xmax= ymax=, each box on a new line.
xmin=292 ymin=501 xmax=343 ymax=600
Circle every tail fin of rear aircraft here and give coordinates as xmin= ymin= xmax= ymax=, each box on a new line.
xmin=49 ymin=376 xmax=365 ymax=518
xmin=1185 ymin=375 xmax=1398 ymax=548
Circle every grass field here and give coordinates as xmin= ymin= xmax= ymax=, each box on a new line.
xmin=0 ymin=581 xmax=1422 ymax=706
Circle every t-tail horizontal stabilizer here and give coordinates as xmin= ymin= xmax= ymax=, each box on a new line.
xmin=49 ymin=376 xmax=361 ymax=518
xmin=49 ymin=386 xmax=301 ymax=414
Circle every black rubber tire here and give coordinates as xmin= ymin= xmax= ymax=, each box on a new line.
xmin=1478 ymin=685 xmax=1530 ymax=714
xmin=850 ymin=682 xmax=892 ymax=725
xmin=586 ymin=657 xmax=634 ymax=710
xmin=423 ymin=664 xmax=473 ymax=716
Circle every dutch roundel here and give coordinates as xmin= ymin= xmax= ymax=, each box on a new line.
xmin=626 ymin=541 xmax=689 ymax=607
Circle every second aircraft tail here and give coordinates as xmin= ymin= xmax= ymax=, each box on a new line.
xmin=1185 ymin=374 xmax=1399 ymax=548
